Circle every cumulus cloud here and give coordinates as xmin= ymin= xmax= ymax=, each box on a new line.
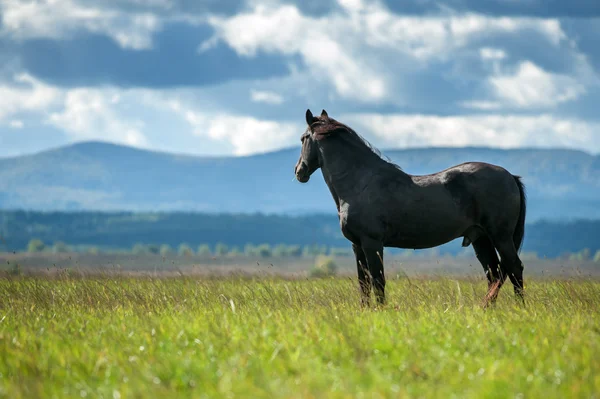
xmin=2 ymin=73 xmax=599 ymax=156
xmin=198 ymin=115 xmax=299 ymax=156
xmin=360 ymin=11 xmax=565 ymax=59
xmin=343 ymin=113 xmax=600 ymax=152
xmin=250 ymin=89 xmax=284 ymax=105
xmin=0 ymin=0 xmax=162 ymax=49
xmin=0 ymin=1 xmax=597 ymax=160
xmin=463 ymin=61 xmax=587 ymax=110
xmin=204 ymin=5 xmax=388 ymax=102
xmin=0 ymin=74 xmax=148 ymax=147
xmin=203 ymin=2 xmax=569 ymax=103
xmin=163 ymin=100 xmax=300 ymax=155
xmin=0 ymin=73 xmax=61 ymax=120
xmin=489 ymin=61 xmax=586 ymax=108
xmin=48 ymin=89 xmax=148 ymax=147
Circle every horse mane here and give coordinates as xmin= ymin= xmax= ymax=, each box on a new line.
xmin=311 ymin=117 xmax=403 ymax=171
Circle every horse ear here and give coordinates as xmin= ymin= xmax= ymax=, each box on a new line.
xmin=321 ymin=109 xmax=328 ymax=118
xmin=305 ymin=109 xmax=315 ymax=125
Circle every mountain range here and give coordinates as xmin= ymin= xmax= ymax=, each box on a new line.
xmin=1 ymin=141 xmax=599 ymax=222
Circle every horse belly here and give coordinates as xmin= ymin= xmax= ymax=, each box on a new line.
xmin=385 ymin=231 xmax=461 ymax=250
xmin=384 ymin=209 xmax=469 ymax=249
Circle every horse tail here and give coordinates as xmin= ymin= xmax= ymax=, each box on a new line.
xmin=512 ymin=175 xmax=527 ymax=254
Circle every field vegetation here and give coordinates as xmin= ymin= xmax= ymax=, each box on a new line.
xmin=1 ymin=272 xmax=598 ymax=398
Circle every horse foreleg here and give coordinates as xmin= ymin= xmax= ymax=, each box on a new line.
xmin=352 ymin=243 xmax=371 ymax=307
xmin=363 ymin=244 xmax=386 ymax=305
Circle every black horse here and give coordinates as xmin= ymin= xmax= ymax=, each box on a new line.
xmin=294 ymin=109 xmax=526 ymax=306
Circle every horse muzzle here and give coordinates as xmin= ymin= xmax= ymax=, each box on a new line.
xmin=295 ymin=163 xmax=310 ymax=183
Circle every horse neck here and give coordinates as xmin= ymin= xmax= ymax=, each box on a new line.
xmin=318 ymin=137 xmax=391 ymax=200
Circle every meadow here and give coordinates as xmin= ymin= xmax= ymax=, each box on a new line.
xmin=1 ymin=270 xmax=599 ymax=398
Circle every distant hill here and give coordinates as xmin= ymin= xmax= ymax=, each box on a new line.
xmin=0 ymin=141 xmax=599 ymax=221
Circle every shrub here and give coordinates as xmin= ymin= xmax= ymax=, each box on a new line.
xmin=227 ymin=247 xmax=242 ymax=257
xmin=569 ymin=248 xmax=591 ymax=262
xmin=52 ymin=241 xmax=70 ymax=254
xmin=27 ymin=239 xmax=45 ymax=253
xmin=286 ymin=245 xmax=302 ymax=257
xmin=160 ymin=245 xmax=173 ymax=257
xmin=256 ymin=244 xmax=272 ymax=258
xmin=215 ymin=243 xmax=228 ymax=256
xmin=147 ymin=244 xmax=160 ymax=255
xmin=272 ymin=244 xmax=288 ymax=257
xmin=132 ymin=243 xmax=148 ymax=255
xmin=310 ymin=255 xmax=338 ymax=278
xmin=178 ymin=244 xmax=194 ymax=257
xmin=244 ymin=244 xmax=256 ymax=257
xmin=197 ymin=244 xmax=212 ymax=257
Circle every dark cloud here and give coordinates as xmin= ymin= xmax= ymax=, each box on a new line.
xmin=144 ymin=0 xmax=246 ymax=15
xmin=75 ymin=0 xmax=339 ymax=17
xmin=555 ymin=91 xmax=600 ymax=121
xmin=279 ymin=0 xmax=341 ymax=16
xmin=562 ymin=18 xmax=600 ymax=72
xmin=77 ymin=0 xmax=246 ymax=16
xmin=9 ymin=22 xmax=290 ymax=88
xmin=381 ymin=0 xmax=600 ymax=18
xmin=69 ymin=0 xmax=600 ymax=18
xmin=0 ymin=39 xmax=21 ymax=81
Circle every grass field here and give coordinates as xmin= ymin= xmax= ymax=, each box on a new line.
xmin=1 ymin=274 xmax=599 ymax=398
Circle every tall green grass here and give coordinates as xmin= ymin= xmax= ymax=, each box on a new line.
xmin=1 ymin=275 xmax=598 ymax=398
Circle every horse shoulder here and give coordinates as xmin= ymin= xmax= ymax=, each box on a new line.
xmin=339 ymin=199 xmax=387 ymax=243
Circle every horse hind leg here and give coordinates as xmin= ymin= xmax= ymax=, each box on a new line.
xmin=493 ymin=236 xmax=525 ymax=303
xmin=472 ymin=236 xmax=506 ymax=306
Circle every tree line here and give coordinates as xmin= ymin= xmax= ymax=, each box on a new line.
xmin=1 ymin=210 xmax=599 ymax=259
xmin=25 ymin=239 xmax=355 ymax=258
xmin=21 ymin=238 xmax=600 ymax=263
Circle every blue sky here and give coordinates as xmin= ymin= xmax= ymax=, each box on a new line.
xmin=1 ymin=0 xmax=599 ymax=157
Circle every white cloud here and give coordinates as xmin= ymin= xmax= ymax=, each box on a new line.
xmin=9 ymin=120 xmax=24 ymax=129
xmin=204 ymin=5 xmax=388 ymax=103
xmin=1 ymin=72 xmax=598 ymax=156
xmin=0 ymin=73 xmax=61 ymax=120
xmin=0 ymin=74 xmax=149 ymax=147
xmin=202 ymin=115 xmax=299 ymax=156
xmin=487 ymin=61 xmax=586 ymax=108
xmin=363 ymin=12 xmax=564 ymax=60
xmin=203 ymin=3 xmax=569 ymax=104
xmin=147 ymin=95 xmax=296 ymax=155
xmin=180 ymin=110 xmax=299 ymax=156
xmin=250 ymin=89 xmax=284 ymax=105
xmin=480 ymin=47 xmax=506 ymax=60
xmin=459 ymin=101 xmax=502 ymax=110
xmin=343 ymin=113 xmax=599 ymax=152
xmin=48 ymin=89 xmax=148 ymax=147
xmin=0 ymin=0 xmax=162 ymax=49
xmin=0 ymin=71 xmax=301 ymax=155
